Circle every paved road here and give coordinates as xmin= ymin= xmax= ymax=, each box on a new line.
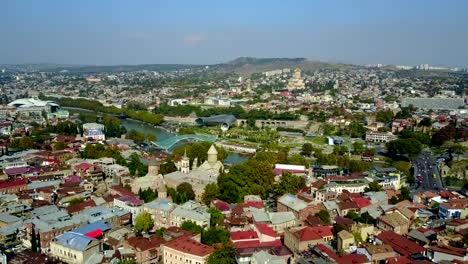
xmin=413 ymin=151 xmax=444 ymax=191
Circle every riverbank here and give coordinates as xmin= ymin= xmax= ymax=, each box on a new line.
xmin=65 ymin=107 xmax=250 ymax=164
xmin=64 ymin=107 xmax=175 ymax=134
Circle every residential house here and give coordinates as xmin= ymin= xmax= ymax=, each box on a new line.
xmin=438 ymin=198 xmax=468 ymax=219
xmin=356 ymin=244 xmax=397 ymax=264
xmin=123 ymin=235 xmax=166 ymax=264
xmin=113 ymin=195 xmax=144 ymax=224
xmin=161 ymin=237 xmax=214 ymax=264
xmin=377 ymin=210 xmax=410 ymax=235
xmin=142 ymin=198 xmax=176 ymax=229
xmin=169 ymin=201 xmax=210 ymax=229
xmin=427 ymin=245 xmax=468 ymax=263
xmin=284 ymin=226 xmax=333 ymax=252
xmin=50 ymin=231 xmax=100 ymax=264
xmin=375 ymin=231 xmax=425 ymax=257
xmin=277 ymin=194 xmax=318 ymax=221
xmin=337 ymin=230 xmax=355 ymax=253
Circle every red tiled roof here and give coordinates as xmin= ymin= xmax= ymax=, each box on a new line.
xmin=212 ymin=200 xmax=230 ymax=212
xmin=255 ymin=223 xmax=278 ymax=238
xmin=74 ymin=162 xmax=93 ymax=171
xmin=127 ymin=235 xmax=166 ymax=251
xmin=309 ymin=226 xmax=333 ymax=238
xmin=164 ymin=237 xmax=214 ymax=257
xmin=66 ymin=199 xmax=97 ymax=214
xmin=117 ymin=195 xmax=143 ymax=206
xmin=0 ymin=178 xmax=27 ymax=189
xmin=295 ymin=227 xmax=322 ymax=241
xmin=231 ymin=230 xmax=259 ymax=241
xmin=111 ymin=185 xmax=135 ymax=196
xmin=352 ymin=197 xmax=372 ymax=209
xmin=338 ymin=254 xmax=369 ymax=264
xmin=429 ymin=245 xmax=467 ymax=257
xmin=245 ymin=200 xmax=264 ymax=209
xmin=386 ymin=256 xmax=412 ymax=264
xmin=376 ymin=231 xmax=425 ymax=256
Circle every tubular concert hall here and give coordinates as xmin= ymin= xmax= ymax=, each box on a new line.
xmin=195 ymin=114 xmax=237 ymax=131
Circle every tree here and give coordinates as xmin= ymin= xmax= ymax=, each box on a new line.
xmin=177 ymin=182 xmax=195 ymax=201
xmin=53 ymin=141 xmax=67 ymax=151
xmin=201 ymin=227 xmax=230 ymax=246
xmin=364 ymin=181 xmax=384 ymax=192
xmin=333 ymin=146 xmax=349 ymax=156
xmin=352 ymin=142 xmax=365 ymax=154
xmin=134 ymin=212 xmax=154 ymax=235
xmin=400 ymin=186 xmax=411 ymax=201
xmin=202 ymin=183 xmax=220 ymax=206
xmin=302 ymin=143 xmax=314 ymax=156
xmin=126 ymin=129 xmax=147 ymax=144
xmin=315 ymin=210 xmax=331 ymax=224
xmin=31 ymin=226 xmax=38 ymax=252
xmin=376 ymin=109 xmax=394 ymax=124
xmin=138 ymin=188 xmax=158 ymax=203
xmin=272 ymin=172 xmax=306 ymax=197
xmin=386 ymin=138 xmax=422 ymax=159
xmin=68 ymin=197 xmax=85 ymax=206
xmin=218 ymin=159 xmax=276 ymax=203
xmin=332 ymin=223 xmax=346 ymax=236
xmin=181 ymin=221 xmax=203 ymax=234
xmin=37 ymin=231 xmax=41 ymax=252
xmin=286 ymin=154 xmax=309 ymax=168
xmin=348 ymin=122 xmax=367 ymax=138
xmin=345 ymin=211 xmax=360 ymax=222
xmin=450 ymin=143 xmax=466 ymax=161
xmin=208 ymin=207 xmax=223 ymax=227
xmin=155 ymin=227 xmax=166 ymax=237
xmin=207 ymin=243 xmax=237 ymax=264
xmin=160 ymin=157 xmax=177 ymax=175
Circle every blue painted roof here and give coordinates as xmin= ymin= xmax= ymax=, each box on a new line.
xmin=55 ymin=232 xmax=96 ymax=251
xmin=73 ymin=220 xmax=110 ymax=235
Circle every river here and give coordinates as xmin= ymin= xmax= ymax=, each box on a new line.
xmin=66 ymin=107 xmax=249 ymax=165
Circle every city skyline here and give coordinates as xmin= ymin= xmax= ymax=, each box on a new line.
xmin=2 ymin=0 xmax=468 ymax=67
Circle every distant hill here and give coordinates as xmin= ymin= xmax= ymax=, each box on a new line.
xmin=0 ymin=63 xmax=203 ymax=73
xmin=1 ymin=57 xmax=360 ymax=74
xmin=213 ymin=57 xmax=359 ymax=75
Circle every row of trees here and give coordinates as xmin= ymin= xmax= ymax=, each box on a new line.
xmin=154 ymin=104 xmax=299 ymax=120
xmin=126 ymin=129 xmax=156 ymax=144
xmin=41 ymin=96 xmax=164 ymax=126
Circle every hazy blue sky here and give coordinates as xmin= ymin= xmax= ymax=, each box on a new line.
xmin=2 ymin=0 xmax=468 ymax=66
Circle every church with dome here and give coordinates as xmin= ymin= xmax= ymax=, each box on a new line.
xmin=164 ymin=145 xmax=224 ymax=200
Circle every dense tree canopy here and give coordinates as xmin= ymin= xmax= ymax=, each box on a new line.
xmin=364 ymin=181 xmax=384 ymax=192
xmin=201 ymin=227 xmax=230 ymax=246
xmin=302 ymin=143 xmax=314 ymax=156
xmin=386 ymin=138 xmax=423 ymax=159
xmin=218 ymin=159 xmax=275 ymax=203
xmin=138 ymin=188 xmax=158 ymax=203
xmin=202 ymin=183 xmax=221 ymax=206
xmin=376 ymin=109 xmax=394 ymax=123
xmin=181 ymin=221 xmax=203 ymax=234
xmin=207 ymin=243 xmax=237 ymax=264
xmin=272 ymin=172 xmax=306 ymax=198
xmin=134 ymin=212 xmax=154 ymax=235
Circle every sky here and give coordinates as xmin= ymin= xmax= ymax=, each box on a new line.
xmin=2 ymin=0 xmax=468 ymax=67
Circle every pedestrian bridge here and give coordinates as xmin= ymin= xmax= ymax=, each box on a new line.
xmin=152 ymin=134 xmax=217 ymax=150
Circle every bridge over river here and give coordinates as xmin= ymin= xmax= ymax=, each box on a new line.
xmin=152 ymin=134 xmax=217 ymax=151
